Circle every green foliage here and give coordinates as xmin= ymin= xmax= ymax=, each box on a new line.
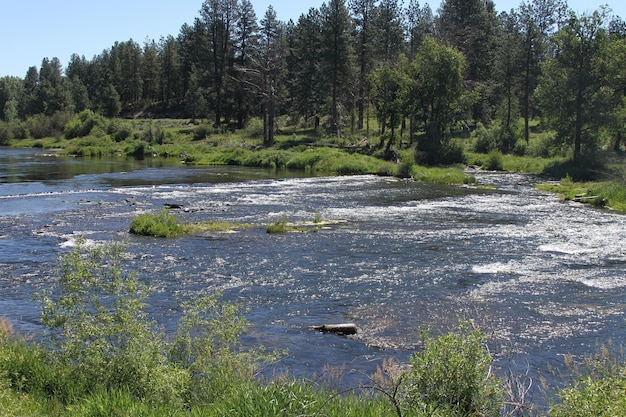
xmin=471 ymin=122 xmax=497 ymax=154
xmin=550 ymin=344 xmax=626 ymax=417
xmin=0 ymin=238 xmax=273 ymax=411
xmin=129 ymin=209 xmax=186 ymax=238
xmin=402 ymin=324 xmax=503 ymax=416
xmin=266 ymin=217 xmax=290 ymax=234
xmin=64 ymin=110 xmax=107 ymax=139
xmin=38 ymin=238 xmax=183 ymax=403
xmin=485 ymin=151 xmax=503 ymax=171
xmin=412 ymin=165 xmax=468 ymax=185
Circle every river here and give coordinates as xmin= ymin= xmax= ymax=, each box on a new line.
xmin=1 ymin=147 xmax=625 ymax=401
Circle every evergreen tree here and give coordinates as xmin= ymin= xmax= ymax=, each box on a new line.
xmin=350 ymin=0 xmax=377 ymax=130
xmin=159 ymin=35 xmax=184 ymax=106
xmin=493 ymin=11 xmax=524 ymax=153
xmin=200 ymin=0 xmax=238 ymax=126
xmin=233 ymin=0 xmax=259 ymax=128
xmin=20 ymin=66 xmax=40 ymax=117
xmin=516 ymin=0 xmax=568 ymax=143
xmin=373 ymin=0 xmax=405 ymax=64
xmin=289 ymin=8 xmax=324 ymax=130
xmin=406 ymin=0 xmax=435 ymax=59
xmin=436 ymin=0 xmax=499 ymax=123
xmin=36 ymin=57 xmax=71 ymax=116
xmin=320 ymin=0 xmax=354 ymax=136
xmin=142 ymin=39 xmax=161 ymax=104
xmin=536 ymin=10 xmax=609 ymax=162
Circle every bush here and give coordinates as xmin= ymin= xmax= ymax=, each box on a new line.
xmin=64 ymin=110 xmax=107 ymax=139
xmin=401 ymin=323 xmax=503 ymax=416
xmin=38 ymin=238 xmax=184 ymax=403
xmin=471 ymin=122 xmax=497 ymax=154
xmin=550 ymin=345 xmax=626 ymax=417
xmin=485 ymin=151 xmax=503 ymax=171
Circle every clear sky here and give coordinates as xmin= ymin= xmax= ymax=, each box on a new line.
xmin=1 ymin=0 xmax=624 ymax=78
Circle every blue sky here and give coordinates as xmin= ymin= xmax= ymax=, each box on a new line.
xmin=1 ymin=0 xmax=623 ymax=78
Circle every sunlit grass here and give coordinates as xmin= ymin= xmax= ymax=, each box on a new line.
xmin=129 ymin=209 xmax=251 ymax=238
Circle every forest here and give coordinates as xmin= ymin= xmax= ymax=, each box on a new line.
xmin=1 ymin=0 xmax=625 ymax=166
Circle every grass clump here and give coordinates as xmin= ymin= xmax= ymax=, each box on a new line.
xmin=129 ymin=209 xmax=186 ymax=238
xmin=129 ymin=209 xmax=250 ymax=238
xmin=537 ymin=176 xmax=626 ymax=213
xmin=266 ymin=217 xmax=291 ymax=234
xmin=412 ymin=165 xmax=469 ymax=184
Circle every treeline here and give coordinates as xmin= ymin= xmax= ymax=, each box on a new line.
xmin=1 ymin=0 xmax=625 ymax=163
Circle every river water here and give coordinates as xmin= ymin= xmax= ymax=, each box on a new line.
xmin=1 ymin=148 xmax=625 ymax=398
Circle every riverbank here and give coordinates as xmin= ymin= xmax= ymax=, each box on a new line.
xmin=7 ymin=115 xmax=626 ymax=212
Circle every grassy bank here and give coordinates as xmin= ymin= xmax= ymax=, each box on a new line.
xmin=9 ymin=113 xmax=626 ymax=210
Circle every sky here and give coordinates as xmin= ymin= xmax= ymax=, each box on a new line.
xmin=1 ymin=0 xmax=624 ymax=78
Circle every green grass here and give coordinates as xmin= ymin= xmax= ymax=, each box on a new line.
xmin=129 ymin=209 xmax=250 ymax=238
xmin=537 ymin=177 xmax=626 ymax=213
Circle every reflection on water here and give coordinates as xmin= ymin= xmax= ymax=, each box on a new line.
xmin=1 ymin=148 xmax=625 ymax=399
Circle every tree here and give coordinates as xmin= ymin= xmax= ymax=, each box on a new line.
xmin=232 ymin=0 xmax=259 ymax=128
xmin=142 ymin=39 xmax=161 ymax=104
xmin=0 ymin=76 xmax=23 ymax=122
xmin=200 ymin=0 xmax=238 ymax=126
xmin=368 ymin=61 xmax=409 ymax=156
xmin=493 ymin=11 xmax=524 ymax=153
xmin=289 ymin=8 xmax=324 ymax=130
xmin=409 ymin=37 xmax=465 ymax=165
xmin=36 ymin=57 xmax=71 ymax=116
xmin=516 ymin=0 xmax=568 ymax=143
xmin=320 ymin=0 xmax=354 ymax=136
xmin=257 ymin=6 xmax=288 ymax=146
xmin=184 ymin=65 xmax=209 ymax=120
xmin=603 ymin=15 xmax=626 ymax=151
xmin=373 ymin=0 xmax=405 ymax=64
xmin=536 ymin=10 xmax=609 ymax=162
xmin=350 ymin=0 xmax=377 ymax=130
xmin=159 ymin=35 xmax=184 ymax=106
xmin=436 ymin=0 xmax=499 ymax=123
xmin=406 ymin=0 xmax=435 ymax=59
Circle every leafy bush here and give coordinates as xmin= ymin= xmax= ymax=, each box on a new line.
xmin=471 ymin=122 xmax=497 ymax=154
xmin=38 ymin=238 xmax=185 ymax=403
xmin=64 ymin=110 xmax=107 ymax=139
xmin=485 ymin=151 xmax=503 ymax=171
xmin=550 ymin=345 xmax=626 ymax=417
xmin=401 ymin=324 xmax=503 ymax=416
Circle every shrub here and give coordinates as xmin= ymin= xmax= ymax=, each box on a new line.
xmin=64 ymin=110 xmax=107 ymax=139
xmin=550 ymin=344 xmax=626 ymax=417
xmin=485 ymin=151 xmax=503 ymax=171
xmin=401 ymin=323 xmax=503 ymax=416
xmin=471 ymin=122 xmax=497 ymax=154
xmin=38 ymin=238 xmax=185 ymax=403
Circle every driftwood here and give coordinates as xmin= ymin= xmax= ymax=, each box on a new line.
xmin=307 ymin=323 xmax=357 ymax=336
